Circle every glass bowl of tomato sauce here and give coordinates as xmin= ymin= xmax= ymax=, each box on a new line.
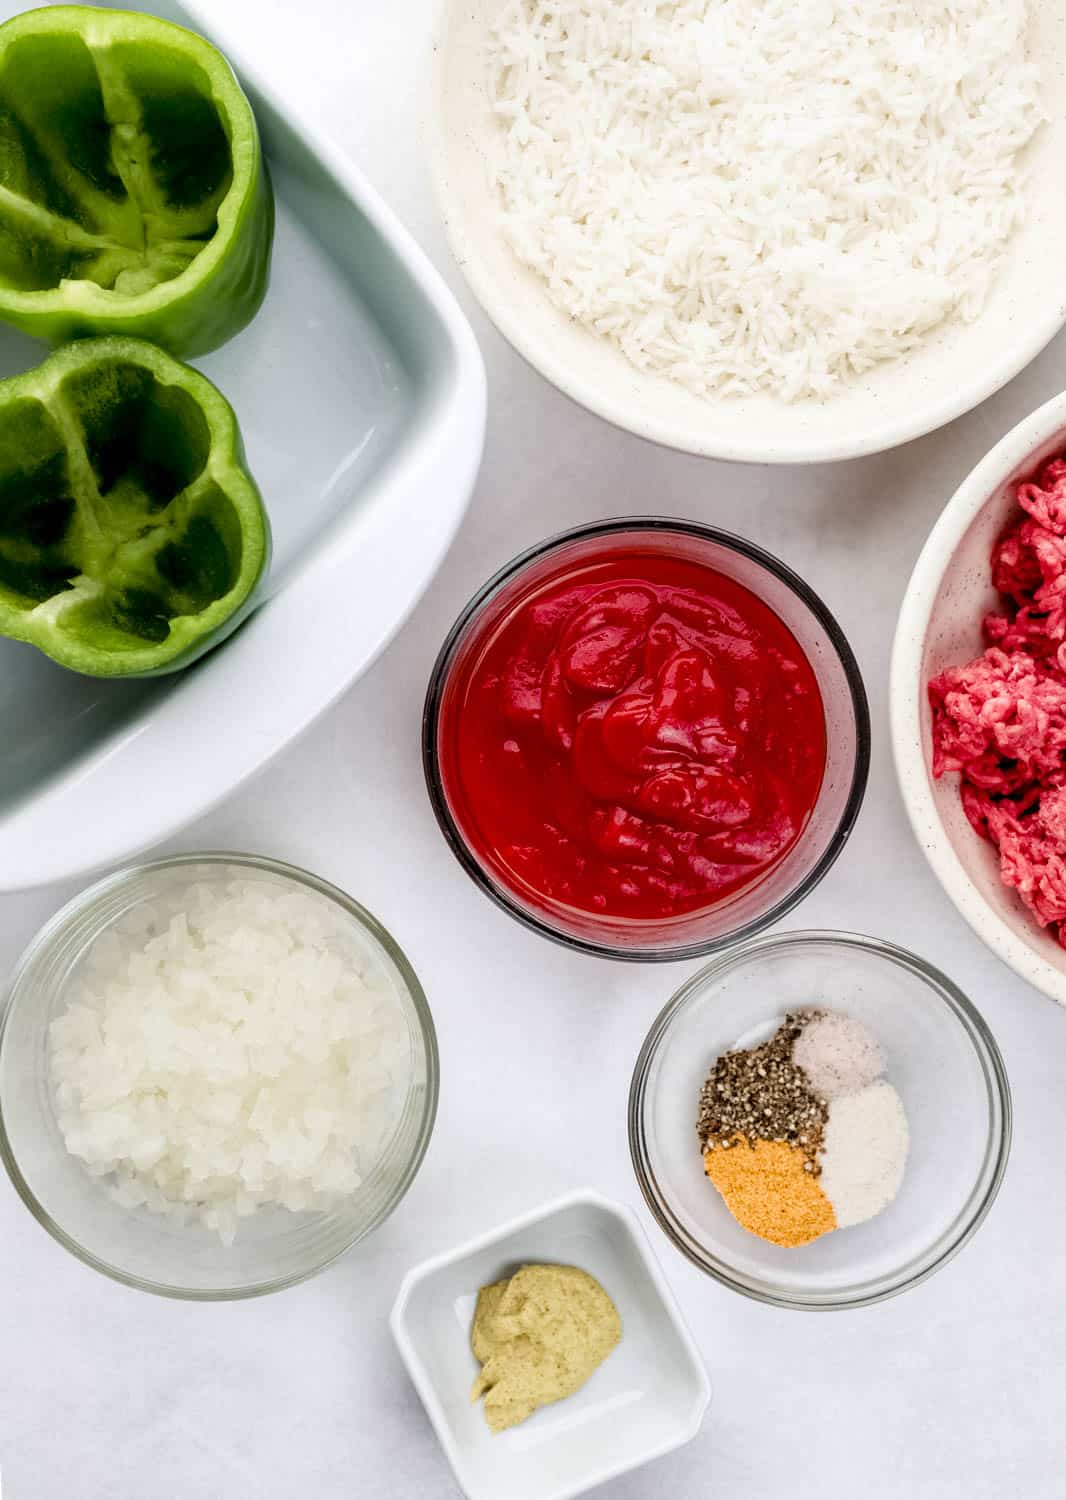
xmin=423 ymin=519 xmax=870 ymax=960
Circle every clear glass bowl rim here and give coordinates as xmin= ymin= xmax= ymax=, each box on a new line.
xmin=628 ymin=927 xmax=1012 ymax=1309
xmin=423 ymin=516 xmax=872 ymax=961
xmin=0 ymin=851 xmax=440 ymax=1301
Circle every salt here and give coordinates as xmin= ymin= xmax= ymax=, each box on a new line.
xmin=793 ymin=1011 xmax=885 ymax=1101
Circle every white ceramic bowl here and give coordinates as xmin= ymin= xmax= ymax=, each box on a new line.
xmin=891 ymin=390 xmax=1066 ymax=1005
xmin=390 ymin=1190 xmax=711 ymax=1500
xmin=429 ymin=0 xmax=1066 ymax=464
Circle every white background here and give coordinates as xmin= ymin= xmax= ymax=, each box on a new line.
xmin=2 ymin=2 xmax=1065 ymax=1495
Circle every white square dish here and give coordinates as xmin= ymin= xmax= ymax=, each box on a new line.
xmin=0 ymin=0 xmax=485 ymax=892
xmin=389 ymin=1190 xmax=711 ymax=1500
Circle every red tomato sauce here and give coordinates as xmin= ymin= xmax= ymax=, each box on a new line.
xmin=437 ymin=550 xmax=827 ymax=923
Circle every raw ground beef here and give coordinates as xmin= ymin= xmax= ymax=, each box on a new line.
xmin=929 ymin=456 xmax=1066 ymax=946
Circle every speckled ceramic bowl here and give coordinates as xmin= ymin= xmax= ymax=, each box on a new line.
xmin=891 ymin=390 xmax=1066 ymax=1005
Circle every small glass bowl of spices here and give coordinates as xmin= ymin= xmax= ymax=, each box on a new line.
xmin=629 ymin=930 xmax=1010 ymax=1309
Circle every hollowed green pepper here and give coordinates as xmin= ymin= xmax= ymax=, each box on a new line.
xmin=0 ymin=5 xmax=273 ymax=356
xmin=0 ymin=335 xmax=270 ymax=676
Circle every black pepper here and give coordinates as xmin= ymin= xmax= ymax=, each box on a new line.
xmin=696 ymin=1011 xmax=828 ymax=1170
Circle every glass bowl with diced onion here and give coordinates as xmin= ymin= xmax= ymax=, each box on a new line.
xmin=0 ymin=854 xmax=438 ymax=1299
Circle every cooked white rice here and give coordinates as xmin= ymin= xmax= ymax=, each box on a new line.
xmin=49 ymin=877 xmax=410 ymax=1245
xmin=488 ymin=0 xmax=1044 ymax=401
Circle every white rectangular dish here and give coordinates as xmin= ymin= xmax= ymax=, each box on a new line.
xmin=0 ymin=0 xmax=485 ymax=892
xmin=390 ymin=1190 xmax=711 ymax=1500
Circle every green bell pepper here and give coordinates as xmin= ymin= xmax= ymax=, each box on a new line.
xmin=0 ymin=5 xmax=273 ymax=356
xmin=0 ymin=335 xmax=270 ymax=676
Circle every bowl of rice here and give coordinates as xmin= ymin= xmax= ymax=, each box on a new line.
xmin=891 ymin=389 xmax=1066 ymax=1005
xmin=0 ymin=854 xmax=439 ymax=1298
xmin=429 ymin=0 xmax=1062 ymax=463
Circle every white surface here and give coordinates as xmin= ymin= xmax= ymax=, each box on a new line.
xmin=390 ymin=1191 xmax=710 ymax=1500
xmin=0 ymin=0 xmax=485 ymax=890
xmin=2 ymin=1 xmax=1066 ymax=1495
xmin=891 ymin=389 xmax=1066 ymax=1003
xmin=432 ymin=0 xmax=1066 ymax=463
